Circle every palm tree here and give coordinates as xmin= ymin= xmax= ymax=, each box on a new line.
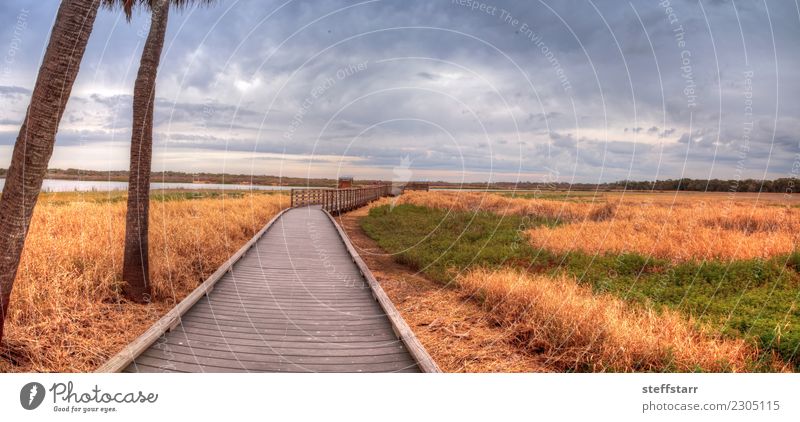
xmin=117 ymin=0 xmax=171 ymax=303
xmin=0 ymin=0 xmax=101 ymax=343
xmin=115 ymin=0 xmax=211 ymax=303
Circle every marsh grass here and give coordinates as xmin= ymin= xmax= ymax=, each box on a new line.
xmin=459 ymin=268 xmax=758 ymax=372
xmin=362 ymin=203 xmax=799 ymax=370
xmin=397 ymin=191 xmax=800 ymax=262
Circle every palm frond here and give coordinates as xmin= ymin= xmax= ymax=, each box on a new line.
xmin=101 ymin=0 xmax=216 ymax=22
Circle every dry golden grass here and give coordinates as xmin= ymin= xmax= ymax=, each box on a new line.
xmin=602 ymin=190 xmax=800 ymax=206
xmin=527 ymin=200 xmax=800 ymax=262
xmin=458 ymin=268 xmax=764 ymax=372
xmin=396 ymin=191 xmax=800 ymax=262
xmin=0 ymin=192 xmax=288 ymax=372
xmin=394 ymin=190 xmax=604 ymax=221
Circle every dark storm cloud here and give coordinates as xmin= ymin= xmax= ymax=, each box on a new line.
xmin=0 ymin=0 xmax=797 ymax=181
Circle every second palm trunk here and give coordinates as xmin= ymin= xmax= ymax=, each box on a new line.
xmin=122 ymin=0 xmax=170 ymax=303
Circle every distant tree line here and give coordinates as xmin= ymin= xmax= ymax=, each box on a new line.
xmin=1 ymin=168 xmax=797 ymax=194
xmin=0 ymin=168 xmax=386 ymax=188
xmin=595 ymin=178 xmax=799 ymax=193
xmin=435 ymin=178 xmax=800 ymax=194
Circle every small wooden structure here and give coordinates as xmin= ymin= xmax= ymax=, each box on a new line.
xmin=337 ymin=176 xmax=353 ymax=189
xmin=403 ymin=181 xmax=430 ymax=192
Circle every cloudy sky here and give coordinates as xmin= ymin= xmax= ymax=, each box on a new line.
xmin=1 ymin=0 xmax=798 ymax=183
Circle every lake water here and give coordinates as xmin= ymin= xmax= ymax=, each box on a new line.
xmin=0 ymin=179 xmax=306 ymax=192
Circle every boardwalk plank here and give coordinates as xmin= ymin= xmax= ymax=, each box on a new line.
xmin=155 ymin=339 xmax=409 ymax=357
xmin=161 ymin=331 xmax=406 ymax=350
xmin=141 ymin=346 xmax=417 ymax=366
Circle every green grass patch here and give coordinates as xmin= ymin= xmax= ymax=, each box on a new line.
xmin=361 ymin=204 xmax=557 ymax=282
xmin=361 ymin=203 xmax=800 ymax=368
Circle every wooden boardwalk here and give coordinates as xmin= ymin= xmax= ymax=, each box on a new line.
xmin=99 ymin=205 xmax=437 ymax=373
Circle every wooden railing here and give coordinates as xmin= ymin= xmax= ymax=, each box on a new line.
xmin=290 ymin=185 xmax=392 ymax=214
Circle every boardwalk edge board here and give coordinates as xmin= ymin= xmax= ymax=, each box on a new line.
xmin=95 ymin=208 xmax=291 ymax=373
xmin=323 ymin=210 xmax=442 ymax=373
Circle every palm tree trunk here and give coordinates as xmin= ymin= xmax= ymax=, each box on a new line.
xmin=0 ymin=0 xmax=100 ymax=343
xmin=121 ymin=0 xmax=170 ymax=303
